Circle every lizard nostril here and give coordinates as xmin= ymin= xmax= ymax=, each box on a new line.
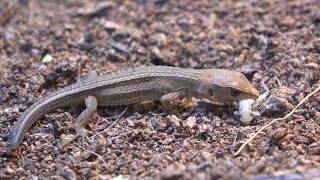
xmin=208 ymin=88 xmax=214 ymax=96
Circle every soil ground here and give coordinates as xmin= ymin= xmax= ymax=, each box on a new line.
xmin=0 ymin=0 xmax=319 ymax=179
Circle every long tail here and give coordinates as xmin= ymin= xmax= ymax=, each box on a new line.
xmin=7 ymin=85 xmax=83 ymax=152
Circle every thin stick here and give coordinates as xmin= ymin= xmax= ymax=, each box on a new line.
xmin=231 ymin=132 xmax=238 ymax=153
xmin=149 ymin=117 xmax=156 ymax=132
xmin=74 ymin=143 xmax=108 ymax=166
xmin=77 ymin=61 xmax=81 ymax=82
xmin=234 ymin=85 xmax=320 ymax=156
xmin=91 ymin=106 xmax=128 ymax=139
xmin=253 ymin=78 xmax=270 ymax=107
xmin=107 ymin=39 xmax=128 ymax=53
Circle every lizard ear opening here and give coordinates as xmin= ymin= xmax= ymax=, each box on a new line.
xmin=208 ymin=88 xmax=214 ymax=96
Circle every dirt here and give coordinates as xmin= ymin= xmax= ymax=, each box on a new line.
xmin=0 ymin=0 xmax=319 ymax=179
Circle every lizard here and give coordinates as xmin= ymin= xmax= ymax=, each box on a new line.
xmin=7 ymin=66 xmax=259 ymax=153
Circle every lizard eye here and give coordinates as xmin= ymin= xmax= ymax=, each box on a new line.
xmin=208 ymin=88 xmax=214 ymax=96
xmin=231 ymin=89 xmax=241 ymax=97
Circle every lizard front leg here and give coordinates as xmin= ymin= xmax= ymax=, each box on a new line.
xmin=160 ymin=89 xmax=188 ymax=115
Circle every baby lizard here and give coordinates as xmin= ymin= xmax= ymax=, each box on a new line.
xmin=7 ymin=66 xmax=259 ymax=152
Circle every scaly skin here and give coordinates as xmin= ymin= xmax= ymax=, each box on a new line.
xmin=7 ymin=66 xmax=259 ymax=152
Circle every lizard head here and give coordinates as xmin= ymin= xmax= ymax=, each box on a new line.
xmin=198 ymin=69 xmax=259 ymax=104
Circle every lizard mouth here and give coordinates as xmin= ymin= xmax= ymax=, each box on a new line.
xmin=246 ymin=85 xmax=259 ymax=99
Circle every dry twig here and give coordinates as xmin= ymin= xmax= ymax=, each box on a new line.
xmin=75 ymin=143 xmax=108 ymax=166
xmin=234 ymin=85 xmax=320 ymax=156
xmin=90 ymin=106 xmax=128 ymax=139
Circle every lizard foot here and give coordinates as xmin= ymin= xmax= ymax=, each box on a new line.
xmin=59 ymin=128 xmax=94 ymax=150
